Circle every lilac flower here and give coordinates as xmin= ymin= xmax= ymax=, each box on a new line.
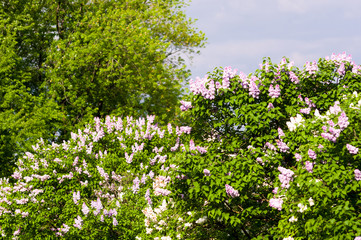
xmin=132 ymin=177 xmax=140 ymax=194
xmin=308 ymin=149 xmax=317 ymax=160
xmin=305 ymin=161 xmax=314 ymax=173
xmin=278 ymin=128 xmax=285 ymax=138
xmin=203 ymin=169 xmax=211 ymax=176
xmin=82 ymin=202 xmax=90 ymax=215
xmin=267 ymin=102 xmax=274 ymax=110
xmin=300 ymin=108 xmax=311 ymax=114
xmin=354 ymin=169 xmax=361 ymax=181
xmin=91 ymin=198 xmax=103 ymax=216
xmin=125 ymin=152 xmax=134 ymax=164
xmin=346 ymin=144 xmax=359 ymax=154
xmin=167 ymin=123 xmax=172 ymax=134
xmin=180 ymin=100 xmax=192 ymax=111
xmin=73 ymin=191 xmax=80 ymax=205
xmin=189 ymin=75 xmax=216 ymax=100
xmin=277 ymin=140 xmax=289 ymax=153
xmin=289 ymin=71 xmax=299 ymax=84
xmin=269 ymin=197 xmax=283 ymax=210
xmin=295 ymin=153 xmax=302 ymax=161
xmin=220 ymin=66 xmax=236 ymax=89
xmin=329 ymin=101 xmax=342 ymax=115
xmin=113 ymin=217 xmax=118 ymax=226
xmin=256 ymin=157 xmax=264 ymax=165
xmin=265 ymin=142 xmax=277 ymax=151
xmin=97 ymin=166 xmax=109 ymax=181
xmin=337 ymin=62 xmax=345 ymax=76
xmin=278 ymin=166 xmax=294 ymax=189
xmin=196 ymin=146 xmax=208 ymax=154
xmin=305 ymin=61 xmax=318 ymax=75
xmin=249 ymin=77 xmax=260 ymax=99
xmin=13 ymin=228 xmax=21 ymax=236
xmin=321 ymin=132 xmax=337 ymax=143
xmin=12 ymin=171 xmax=22 ymax=180
xmin=269 ymin=84 xmax=281 ymax=98
xmin=225 ymin=184 xmax=239 ymax=198
xmin=180 ymin=126 xmax=192 ymax=135
xmin=73 ymin=215 xmax=83 ymax=229
xmin=338 ymin=112 xmax=349 ymax=130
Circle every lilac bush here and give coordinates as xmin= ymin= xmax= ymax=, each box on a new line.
xmin=0 ymin=115 xmax=206 ymax=239
xmin=173 ymin=52 xmax=361 ymax=239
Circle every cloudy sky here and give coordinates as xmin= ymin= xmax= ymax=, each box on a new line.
xmin=184 ymin=0 xmax=361 ymax=80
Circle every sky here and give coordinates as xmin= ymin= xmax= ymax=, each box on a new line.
xmin=184 ymin=0 xmax=361 ymax=80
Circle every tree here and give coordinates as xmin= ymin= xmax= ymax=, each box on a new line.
xmin=0 ymin=0 xmax=206 ymax=177
xmin=173 ymin=53 xmax=361 ymax=239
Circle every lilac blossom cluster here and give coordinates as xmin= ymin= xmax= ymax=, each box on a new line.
xmin=189 ymin=75 xmax=216 ymax=100
xmin=278 ymin=167 xmax=294 ymax=189
xmin=225 ymin=184 xmax=240 ymax=198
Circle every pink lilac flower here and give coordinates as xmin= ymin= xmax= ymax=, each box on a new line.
xmin=305 ymin=61 xmax=318 ymax=75
xmin=329 ymin=101 xmax=342 ymax=115
xmin=269 ymin=197 xmax=283 ymax=210
xmin=113 ymin=217 xmax=118 ymax=226
xmin=221 ymin=66 xmax=237 ymax=89
xmin=225 ymin=184 xmax=239 ymax=198
xmin=73 ymin=191 xmax=80 ymax=205
xmin=125 ymin=152 xmax=134 ymax=164
xmin=91 ymin=198 xmax=103 ymax=216
xmin=354 ymin=169 xmax=361 ymax=181
xmin=295 ymin=153 xmax=302 ymax=161
xmin=249 ymin=77 xmax=260 ymax=99
xmin=354 ymin=237 xmax=361 ymax=240
xmin=278 ymin=166 xmax=294 ymax=189
xmin=267 ymin=103 xmax=274 ymax=110
xmin=300 ymin=108 xmax=311 ymax=114
xmin=338 ymin=112 xmax=349 ymax=130
xmin=82 ymin=202 xmax=90 ymax=215
xmin=96 ymin=166 xmax=109 ymax=181
xmin=180 ymin=126 xmax=192 ymax=135
xmin=305 ymin=161 xmax=314 ymax=173
xmin=13 ymin=228 xmax=21 ymax=236
xmin=277 ymin=140 xmax=289 ymax=153
xmin=73 ymin=215 xmax=83 ymax=229
xmin=189 ymin=75 xmax=216 ymax=100
xmin=337 ymin=62 xmax=345 ymax=76
xmin=308 ymin=149 xmax=317 ymax=160
xmin=266 ymin=142 xmax=277 ymax=151
xmin=204 ymin=169 xmax=211 ymax=176
xmin=256 ymin=157 xmax=264 ymax=165
xmin=180 ymin=100 xmax=192 ymax=111
xmin=11 ymin=171 xmax=22 ymax=180
xmin=346 ymin=144 xmax=359 ymax=154
xmin=269 ymin=85 xmax=281 ymax=98
xmin=132 ymin=177 xmax=140 ymax=194
xmin=278 ymin=128 xmax=285 ymax=138
xmin=289 ymin=71 xmax=299 ymax=84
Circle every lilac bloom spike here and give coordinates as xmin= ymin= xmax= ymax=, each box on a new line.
xmin=225 ymin=184 xmax=239 ymax=198
xmin=338 ymin=112 xmax=349 ymax=130
xmin=249 ymin=76 xmax=260 ymax=99
xmin=269 ymin=197 xmax=283 ymax=210
xmin=305 ymin=161 xmax=314 ymax=173
xmin=180 ymin=100 xmax=192 ymax=111
xmin=308 ymin=149 xmax=317 ymax=160
xmin=346 ymin=144 xmax=359 ymax=154
xmin=269 ymin=85 xmax=281 ymax=98
xmin=354 ymin=169 xmax=361 ymax=181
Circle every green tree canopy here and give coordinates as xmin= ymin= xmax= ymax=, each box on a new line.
xmin=0 ymin=0 xmax=205 ymax=177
